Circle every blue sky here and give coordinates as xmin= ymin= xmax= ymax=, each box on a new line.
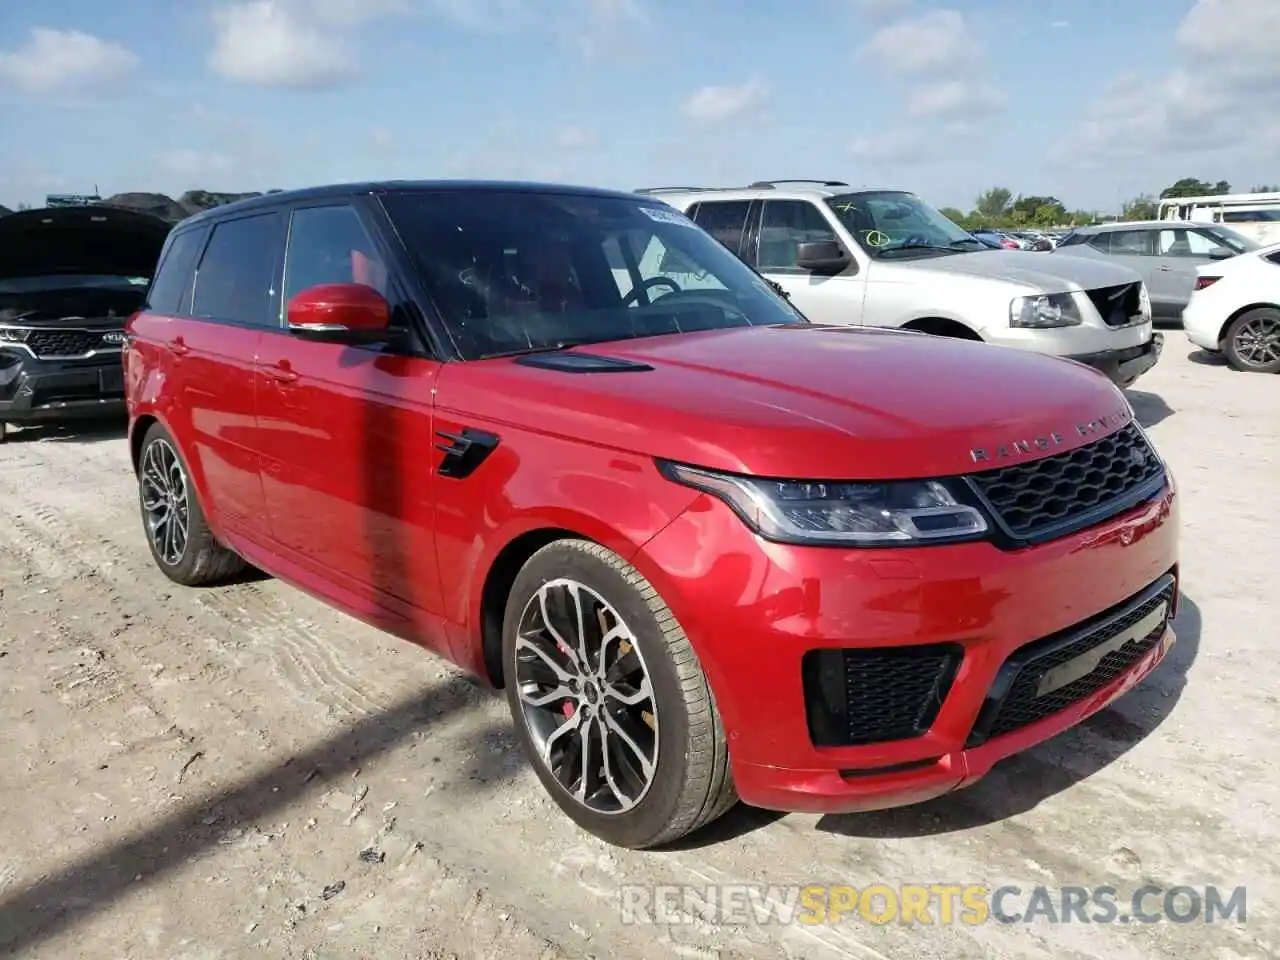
xmin=1 ymin=0 xmax=1277 ymax=213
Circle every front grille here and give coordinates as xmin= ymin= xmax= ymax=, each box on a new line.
xmin=968 ymin=422 xmax=1164 ymax=542
xmin=968 ymin=575 xmax=1175 ymax=743
xmin=1084 ymin=283 xmax=1144 ymax=327
xmin=24 ymin=329 xmax=116 ymax=358
xmin=802 ymin=644 xmax=963 ymax=747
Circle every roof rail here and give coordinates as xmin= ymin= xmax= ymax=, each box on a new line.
xmin=747 ymin=179 xmax=850 ymax=189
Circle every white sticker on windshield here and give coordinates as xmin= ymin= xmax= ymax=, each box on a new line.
xmin=639 ymin=204 xmax=697 ymax=228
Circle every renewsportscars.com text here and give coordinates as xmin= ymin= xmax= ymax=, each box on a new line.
xmin=619 ymin=883 xmax=1247 ymax=927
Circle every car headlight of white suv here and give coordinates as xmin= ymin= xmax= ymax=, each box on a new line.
xmin=1009 ymin=292 xmax=1082 ymax=328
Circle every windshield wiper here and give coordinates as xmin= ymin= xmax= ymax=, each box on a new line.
xmin=477 ymin=335 xmax=616 ymax=360
xmin=881 ymin=241 xmax=957 ymax=254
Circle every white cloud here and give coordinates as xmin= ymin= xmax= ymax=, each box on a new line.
xmin=565 ymin=0 xmax=649 ymax=59
xmin=0 ymin=27 xmax=137 ymax=96
xmin=1059 ymin=0 xmax=1280 ymax=170
xmin=1050 ymin=20 xmax=1070 ymax=28
xmin=857 ymin=9 xmax=978 ymax=75
xmin=208 ymin=0 xmax=407 ymax=88
xmin=681 ymin=76 xmax=768 ymax=123
xmin=905 ymin=79 xmax=1006 ymax=119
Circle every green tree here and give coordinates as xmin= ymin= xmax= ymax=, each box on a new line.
xmin=975 ymin=187 xmax=1013 ymax=220
xmin=938 ymin=206 xmax=966 ymax=225
xmin=1011 ymin=195 xmax=1066 ymax=224
xmin=1160 ymin=177 xmax=1230 ymax=198
xmin=1122 ymin=194 xmax=1158 ymax=220
xmin=1249 ymin=184 xmax=1280 ymax=193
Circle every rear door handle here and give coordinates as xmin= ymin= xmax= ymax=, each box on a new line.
xmin=167 ymin=337 xmax=190 ymax=356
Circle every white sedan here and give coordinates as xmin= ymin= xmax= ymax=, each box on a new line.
xmin=1183 ymin=241 xmax=1280 ymax=373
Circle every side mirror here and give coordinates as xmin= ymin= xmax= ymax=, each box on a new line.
xmin=1207 ymin=248 xmax=1234 ymax=260
xmin=795 ymin=240 xmax=849 ymax=274
xmin=287 ymin=282 xmax=391 ymax=343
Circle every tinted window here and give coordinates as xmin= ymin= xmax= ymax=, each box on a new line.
xmin=690 ymin=201 xmax=751 ymax=255
xmin=145 ymin=228 xmax=206 ymax=314
xmin=379 ymin=190 xmax=803 ymax=359
xmin=758 ymin=201 xmax=840 ymax=270
xmin=191 ymin=213 xmax=283 ymax=326
xmin=283 ymin=204 xmax=389 ymax=304
xmin=1106 ymin=230 xmax=1153 ymax=255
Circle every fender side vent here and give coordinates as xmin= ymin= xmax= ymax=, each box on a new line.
xmin=514 ymin=353 xmax=653 ymax=373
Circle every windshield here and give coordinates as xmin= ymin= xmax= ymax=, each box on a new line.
xmin=824 ymin=192 xmax=988 ymax=258
xmin=379 ymin=191 xmax=806 ymax=359
xmin=0 ymin=274 xmax=150 ymax=295
xmin=1199 ymin=225 xmax=1260 ymax=253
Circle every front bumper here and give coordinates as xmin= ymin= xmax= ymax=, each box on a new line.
xmin=1066 ymin=331 xmax=1163 ymax=388
xmin=636 ymin=475 xmax=1179 ymax=815
xmin=0 ymin=349 xmax=127 ymax=424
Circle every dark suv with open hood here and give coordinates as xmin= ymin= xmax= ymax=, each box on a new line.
xmin=0 ymin=205 xmax=172 ymax=440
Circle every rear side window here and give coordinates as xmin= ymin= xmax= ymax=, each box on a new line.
xmin=145 ymin=227 xmax=206 ymax=314
xmin=690 ymin=201 xmax=752 ymax=256
xmin=191 ymin=212 xmax=283 ymax=327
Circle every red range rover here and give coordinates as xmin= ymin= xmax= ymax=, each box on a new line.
xmin=124 ymin=181 xmax=1179 ymax=849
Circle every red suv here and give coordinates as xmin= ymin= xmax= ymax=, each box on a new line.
xmin=124 ymin=181 xmax=1179 ymax=849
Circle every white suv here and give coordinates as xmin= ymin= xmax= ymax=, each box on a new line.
xmin=644 ymin=180 xmax=1161 ymax=388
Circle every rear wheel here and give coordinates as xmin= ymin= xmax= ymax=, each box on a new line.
xmin=137 ymin=421 xmax=245 ymax=585
xmin=1223 ymin=308 xmax=1280 ymax=373
xmin=502 ymin=539 xmax=737 ymax=849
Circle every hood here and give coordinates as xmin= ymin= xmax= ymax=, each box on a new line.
xmin=0 ymin=205 xmax=172 ymax=281
xmin=910 ymin=248 xmax=1144 ymax=292
xmin=438 ymin=325 xmax=1135 ymax=481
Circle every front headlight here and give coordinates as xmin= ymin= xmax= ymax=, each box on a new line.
xmin=1009 ymin=292 xmax=1082 ymax=328
xmin=658 ymin=462 xmax=989 ymax=546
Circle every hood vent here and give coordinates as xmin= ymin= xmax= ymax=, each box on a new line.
xmin=514 ymin=352 xmax=653 ymax=373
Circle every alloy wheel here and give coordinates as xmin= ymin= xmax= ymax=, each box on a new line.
xmin=1233 ymin=314 xmax=1280 ymax=369
xmin=513 ymin=578 xmax=659 ymax=815
xmin=141 ymin=438 xmax=190 ymax=566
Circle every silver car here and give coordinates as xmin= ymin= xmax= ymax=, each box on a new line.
xmin=643 ymin=180 xmax=1161 ymax=388
xmin=1052 ymin=220 xmax=1259 ymax=323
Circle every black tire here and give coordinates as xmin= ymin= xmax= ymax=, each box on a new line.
xmin=137 ymin=421 xmax=245 ymax=586
xmin=1223 ymin=307 xmax=1280 ymax=374
xmin=502 ymin=539 xmax=737 ymax=849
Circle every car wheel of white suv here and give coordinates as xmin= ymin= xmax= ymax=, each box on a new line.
xmin=1224 ymin=307 xmax=1280 ymax=374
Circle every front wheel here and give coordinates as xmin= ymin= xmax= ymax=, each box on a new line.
xmin=137 ymin=422 xmax=245 ymax=585
xmin=1223 ymin=308 xmax=1280 ymax=373
xmin=502 ymin=539 xmax=737 ymax=849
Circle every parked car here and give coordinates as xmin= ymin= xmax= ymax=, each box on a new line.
xmin=1052 ymin=220 xmax=1260 ymax=323
xmin=969 ymin=228 xmax=1020 ymax=250
xmin=125 ymin=179 xmax=1180 ymax=849
xmin=0 ymin=205 xmax=171 ymax=441
xmin=644 ymin=181 xmax=1161 ymax=388
xmin=1183 ymin=241 xmax=1280 ymax=373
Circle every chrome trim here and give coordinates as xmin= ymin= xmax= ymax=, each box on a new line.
xmin=0 ymin=324 xmax=125 ymax=360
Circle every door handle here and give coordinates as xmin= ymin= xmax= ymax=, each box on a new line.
xmin=264 ymin=362 xmax=299 ymax=384
xmin=1157 ymin=264 xmax=1174 ymax=271
xmin=167 ymin=337 xmax=190 ymax=356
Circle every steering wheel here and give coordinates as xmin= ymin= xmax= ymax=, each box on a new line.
xmin=622 ymin=276 xmax=681 ymax=306
xmin=900 ymin=233 xmax=930 ymax=247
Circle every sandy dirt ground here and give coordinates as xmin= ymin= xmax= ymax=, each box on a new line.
xmin=1 ymin=338 xmax=1277 ymax=960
